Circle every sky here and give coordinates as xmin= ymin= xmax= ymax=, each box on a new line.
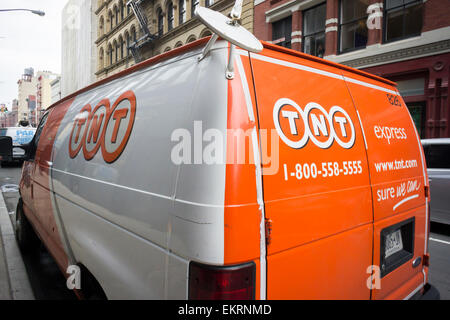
xmin=0 ymin=0 xmax=68 ymax=108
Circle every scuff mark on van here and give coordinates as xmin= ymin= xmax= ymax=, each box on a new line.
xmin=173 ymin=215 xmax=212 ymax=225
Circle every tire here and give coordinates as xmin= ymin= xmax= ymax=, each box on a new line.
xmin=15 ymin=199 xmax=40 ymax=253
xmin=79 ymin=265 xmax=107 ymax=300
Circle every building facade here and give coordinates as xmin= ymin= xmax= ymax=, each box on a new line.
xmin=62 ymin=0 xmax=98 ymax=97
xmin=254 ymin=0 xmax=450 ymax=138
xmin=94 ymin=0 xmax=254 ymax=80
xmin=51 ymin=77 xmax=62 ymax=104
xmin=37 ymin=72 xmax=59 ymax=111
xmin=16 ymin=69 xmax=59 ymax=127
xmin=17 ymin=68 xmax=38 ymax=126
xmin=7 ymin=99 xmax=19 ymax=127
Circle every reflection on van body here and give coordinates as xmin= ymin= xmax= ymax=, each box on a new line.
xmin=4 ymin=37 xmax=438 ymax=300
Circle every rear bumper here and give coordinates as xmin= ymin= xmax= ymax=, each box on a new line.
xmin=410 ymin=284 xmax=440 ymax=300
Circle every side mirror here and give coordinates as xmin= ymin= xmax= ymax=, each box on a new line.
xmin=0 ymin=136 xmax=13 ymax=162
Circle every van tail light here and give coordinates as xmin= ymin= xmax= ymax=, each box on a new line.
xmin=189 ymin=261 xmax=255 ymax=300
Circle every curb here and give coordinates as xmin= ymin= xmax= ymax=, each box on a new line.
xmin=0 ymin=193 xmax=34 ymax=300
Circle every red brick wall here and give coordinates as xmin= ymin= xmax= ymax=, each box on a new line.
xmin=254 ymin=0 xmax=310 ymax=41
xmin=362 ymin=53 xmax=450 ymax=138
xmin=254 ymin=1 xmax=271 ymax=40
xmin=422 ymin=0 xmax=450 ymax=32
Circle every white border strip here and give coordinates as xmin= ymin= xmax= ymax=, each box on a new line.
xmin=403 ymin=283 xmax=424 ymax=300
xmin=343 ymin=76 xmax=398 ymax=95
xmin=356 ymin=110 xmax=368 ymax=150
xmin=235 ymin=56 xmax=255 ymax=122
xmin=251 ymin=127 xmax=267 ymax=300
xmin=401 ymin=88 xmax=429 ymax=260
xmin=238 ymin=50 xmax=399 ymax=95
xmin=236 ymin=54 xmax=267 ymax=300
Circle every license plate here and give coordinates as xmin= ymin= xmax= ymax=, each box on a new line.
xmin=385 ymin=229 xmax=403 ymax=258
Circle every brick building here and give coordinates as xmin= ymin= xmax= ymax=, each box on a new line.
xmin=254 ymin=0 xmax=450 ymax=138
xmin=95 ymin=0 xmax=254 ymax=80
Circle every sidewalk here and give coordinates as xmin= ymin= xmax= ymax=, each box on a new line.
xmin=0 ymin=193 xmax=34 ymax=300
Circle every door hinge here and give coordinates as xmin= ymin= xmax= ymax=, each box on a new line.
xmin=265 ymin=218 xmax=272 ymax=246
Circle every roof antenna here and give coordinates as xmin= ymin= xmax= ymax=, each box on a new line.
xmin=195 ymin=0 xmax=263 ymax=79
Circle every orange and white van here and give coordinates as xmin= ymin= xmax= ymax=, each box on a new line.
xmin=0 ymin=6 xmax=439 ymax=300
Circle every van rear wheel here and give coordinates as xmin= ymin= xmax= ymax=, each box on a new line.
xmin=15 ymin=199 xmax=40 ymax=253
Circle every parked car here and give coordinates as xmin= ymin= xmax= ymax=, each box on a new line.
xmin=421 ymin=138 xmax=450 ymax=225
xmin=0 ymin=126 xmax=36 ymax=166
xmin=0 ymin=6 xmax=439 ymax=300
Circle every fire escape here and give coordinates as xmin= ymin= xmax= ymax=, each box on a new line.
xmin=127 ymin=0 xmax=158 ymax=62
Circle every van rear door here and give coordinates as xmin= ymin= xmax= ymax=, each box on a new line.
xmin=247 ymin=48 xmax=374 ymax=299
xmin=341 ymin=70 xmax=428 ymax=300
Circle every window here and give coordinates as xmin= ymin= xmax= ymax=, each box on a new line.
xmin=29 ymin=112 xmax=49 ymax=160
xmin=120 ymin=0 xmax=124 ymax=20
xmin=339 ymin=0 xmax=369 ymax=53
xmin=424 ymin=144 xmax=450 ymax=169
xmin=205 ymin=0 xmax=214 ymax=7
xmin=303 ymin=3 xmax=326 ymax=58
xmin=407 ymin=102 xmax=425 ymax=138
xmin=99 ymin=16 xmax=104 ymax=36
xmin=397 ymin=78 xmax=425 ymax=97
xmin=179 ymin=0 xmax=186 ymax=24
xmin=115 ymin=6 xmax=119 ymax=25
xmin=120 ymin=38 xmax=124 ymax=59
xmin=109 ymin=11 xmax=113 ymax=30
xmin=272 ymin=16 xmax=292 ymax=49
xmin=126 ymin=33 xmax=130 ymax=55
xmin=108 ymin=45 xmax=113 ymax=65
xmin=115 ymin=42 xmax=119 ymax=62
xmin=157 ymin=9 xmax=164 ymax=36
xmin=99 ymin=48 xmax=104 ymax=69
xmin=192 ymin=0 xmax=199 ymax=18
xmin=168 ymin=3 xmax=174 ymax=31
xmin=384 ymin=0 xmax=423 ymax=42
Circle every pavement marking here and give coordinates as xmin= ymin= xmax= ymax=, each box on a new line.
xmin=429 ymin=237 xmax=450 ymax=245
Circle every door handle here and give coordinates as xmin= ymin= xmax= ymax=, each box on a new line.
xmin=412 ymin=257 xmax=422 ymax=268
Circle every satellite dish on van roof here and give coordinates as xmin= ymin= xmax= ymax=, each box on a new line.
xmin=195 ymin=6 xmax=263 ymax=53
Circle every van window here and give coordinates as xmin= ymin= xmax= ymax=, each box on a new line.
xmin=28 ymin=112 xmax=49 ymax=160
xmin=425 ymin=144 xmax=450 ymax=169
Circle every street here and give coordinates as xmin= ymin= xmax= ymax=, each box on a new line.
xmin=0 ymin=164 xmax=448 ymax=300
xmin=0 ymin=164 xmax=76 ymax=300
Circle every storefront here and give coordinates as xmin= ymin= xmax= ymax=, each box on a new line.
xmin=362 ymin=53 xmax=450 ymax=139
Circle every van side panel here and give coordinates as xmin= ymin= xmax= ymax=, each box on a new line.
xmin=249 ymin=49 xmax=374 ymax=299
xmin=341 ymin=70 xmax=427 ymax=299
xmin=50 ymin=46 xmax=229 ymax=298
xmin=23 ymin=98 xmax=75 ymax=273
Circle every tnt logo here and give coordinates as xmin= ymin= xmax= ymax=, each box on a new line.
xmin=69 ymin=90 xmax=136 ymax=163
xmin=273 ymin=98 xmax=355 ymax=149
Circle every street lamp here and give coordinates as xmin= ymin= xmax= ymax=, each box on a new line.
xmin=0 ymin=9 xmax=45 ymax=16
